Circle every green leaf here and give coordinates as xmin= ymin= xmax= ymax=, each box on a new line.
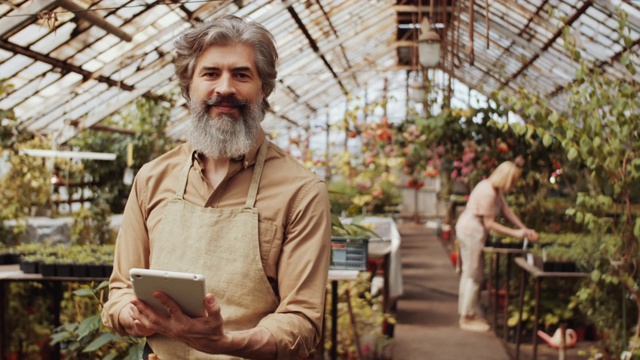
xmin=567 ymin=147 xmax=578 ymax=161
xmin=542 ymin=133 xmax=552 ymax=147
xmin=73 ymin=288 xmax=95 ymax=297
xmin=82 ymin=333 xmax=117 ymax=352
xmin=77 ymin=315 xmax=102 ymax=339
xmin=579 ymin=137 xmax=591 ymax=152
xmin=593 ymin=136 xmax=601 ymax=148
xmin=50 ymin=331 xmax=73 ymax=345
xmin=96 ymin=280 xmax=110 ymax=292
xmin=634 ymin=217 xmax=640 ymax=238
xmin=103 ymin=354 xmax=118 ymax=360
xmin=591 ymin=269 xmax=601 ymax=282
xmin=125 ymin=344 xmax=145 ymax=360
xmin=566 ymin=129 xmax=574 ymax=140
xmin=549 ymin=111 xmax=559 ymax=125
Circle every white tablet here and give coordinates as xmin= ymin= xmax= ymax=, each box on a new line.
xmin=129 ymin=268 xmax=207 ymax=318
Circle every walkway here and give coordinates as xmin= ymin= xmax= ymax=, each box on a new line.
xmin=392 ymin=221 xmax=510 ymax=360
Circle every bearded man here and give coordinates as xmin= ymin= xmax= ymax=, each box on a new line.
xmin=102 ymin=15 xmax=332 ymax=360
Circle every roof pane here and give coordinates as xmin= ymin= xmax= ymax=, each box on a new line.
xmin=0 ymin=54 xmax=33 ymax=78
xmin=28 ymin=21 xmax=77 ymax=54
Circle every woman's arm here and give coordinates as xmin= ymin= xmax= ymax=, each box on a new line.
xmin=492 ymin=192 xmax=539 ymax=241
xmin=483 ymin=216 xmax=527 ymax=239
xmin=499 ymin=192 xmax=526 ymax=229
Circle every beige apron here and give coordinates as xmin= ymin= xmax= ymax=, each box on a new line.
xmin=147 ymin=141 xmax=279 ymax=359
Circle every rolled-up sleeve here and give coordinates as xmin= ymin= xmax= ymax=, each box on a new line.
xmin=257 ymin=180 xmax=331 ymax=359
xmin=101 ymin=171 xmax=151 ymax=335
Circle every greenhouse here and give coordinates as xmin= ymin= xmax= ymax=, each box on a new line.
xmin=1 ymin=0 xmax=640 ymax=359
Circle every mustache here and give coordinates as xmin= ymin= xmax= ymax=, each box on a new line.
xmin=203 ymin=95 xmax=249 ymax=108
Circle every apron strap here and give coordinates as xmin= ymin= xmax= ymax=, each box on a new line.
xmin=177 ymin=150 xmax=197 ymax=199
xmin=245 ymin=140 xmax=269 ymax=208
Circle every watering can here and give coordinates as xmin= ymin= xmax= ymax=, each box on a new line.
xmin=537 ymin=328 xmax=578 ymax=349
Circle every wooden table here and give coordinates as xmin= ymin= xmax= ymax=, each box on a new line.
xmin=482 ymin=246 xmax=525 ymax=340
xmin=513 ymin=257 xmax=588 ymax=360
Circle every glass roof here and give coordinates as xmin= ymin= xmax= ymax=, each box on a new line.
xmin=1 ymin=0 xmax=639 ymax=145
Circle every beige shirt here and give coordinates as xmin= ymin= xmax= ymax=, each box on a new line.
xmin=455 ymin=179 xmax=504 ymax=240
xmin=102 ymin=130 xmax=332 ymax=358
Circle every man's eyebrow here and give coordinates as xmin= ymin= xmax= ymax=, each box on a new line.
xmin=198 ymin=66 xmax=253 ymax=72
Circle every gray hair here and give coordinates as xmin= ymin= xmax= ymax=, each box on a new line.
xmin=173 ymin=15 xmax=278 ymax=111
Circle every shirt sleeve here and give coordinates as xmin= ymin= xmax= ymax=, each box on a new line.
xmin=101 ymin=170 xmax=151 ymax=335
xmin=257 ymin=180 xmax=332 ymax=360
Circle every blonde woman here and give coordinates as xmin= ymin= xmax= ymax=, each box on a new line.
xmin=455 ymin=161 xmax=539 ymax=332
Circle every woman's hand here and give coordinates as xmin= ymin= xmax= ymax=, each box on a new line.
xmin=514 ymin=228 xmax=528 ymax=239
xmin=524 ymin=228 xmax=539 ymax=242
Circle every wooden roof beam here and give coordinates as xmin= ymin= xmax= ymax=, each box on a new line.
xmin=58 ymin=0 xmax=132 ymax=42
xmin=547 ymin=35 xmax=640 ymax=98
xmin=499 ymin=1 xmax=592 ymax=89
xmin=315 ymin=0 xmax=358 ymax=87
xmin=0 ymin=40 xmax=134 ymax=91
xmin=394 ymin=5 xmax=454 ymax=13
xmin=285 ymin=3 xmax=347 ymax=94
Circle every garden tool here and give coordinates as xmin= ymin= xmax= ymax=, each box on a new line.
xmin=537 ymin=328 xmax=578 ymax=349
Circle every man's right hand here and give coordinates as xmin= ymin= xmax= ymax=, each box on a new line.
xmin=119 ymin=302 xmax=157 ymax=337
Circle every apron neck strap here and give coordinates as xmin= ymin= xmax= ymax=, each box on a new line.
xmin=245 ymin=140 xmax=269 ymax=208
xmin=177 ymin=150 xmax=197 ymax=199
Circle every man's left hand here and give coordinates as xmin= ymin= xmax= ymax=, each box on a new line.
xmin=131 ymin=292 xmax=230 ymax=354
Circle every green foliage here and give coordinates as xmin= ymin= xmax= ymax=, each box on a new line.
xmin=5 ymin=282 xmax=56 ymax=358
xmin=70 ymin=196 xmax=116 ymax=246
xmin=52 ymin=281 xmax=145 ymax=359
xmin=325 ymin=272 xmax=394 ymax=359
xmin=492 ymin=9 xmax=640 ymax=357
xmin=0 ymin=136 xmax=53 ymax=245
xmin=68 ymin=95 xmax=178 ymax=213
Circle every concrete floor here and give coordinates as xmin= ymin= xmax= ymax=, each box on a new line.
xmin=390 ymin=221 xmax=593 ymax=360
xmin=391 ymin=221 xmax=511 ymax=360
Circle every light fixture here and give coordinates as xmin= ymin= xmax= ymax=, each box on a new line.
xmin=19 ymin=149 xmax=117 ymax=161
xmin=410 ymin=80 xmax=425 ymax=103
xmin=418 ymin=17 xmax=441 ymax=68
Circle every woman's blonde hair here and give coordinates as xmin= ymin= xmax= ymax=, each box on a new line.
xmin=487 ymin=161 xmax=522 ymax=191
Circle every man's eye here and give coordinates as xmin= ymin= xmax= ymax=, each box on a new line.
xmin=235 ymin=73 xmax=249 ymax=79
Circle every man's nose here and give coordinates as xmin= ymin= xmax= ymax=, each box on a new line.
xmin=215 ymin=74 xmax=236 ymax=96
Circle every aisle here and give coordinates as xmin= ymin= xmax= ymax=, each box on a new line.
xmin=391 ymin=221 xmax=510 ymax=360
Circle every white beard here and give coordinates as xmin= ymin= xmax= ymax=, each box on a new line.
xmin=186 ymin=95 xmax=263 ymax=159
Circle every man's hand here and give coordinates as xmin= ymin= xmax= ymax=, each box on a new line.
xmin=128 ymin=292 xmax=230 ymax=354
xmin=119 ymin=302 xmax=156 ymax=337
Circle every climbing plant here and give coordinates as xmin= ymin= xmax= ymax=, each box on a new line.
xmin=492 ymin=10 xmax=640 ymax=358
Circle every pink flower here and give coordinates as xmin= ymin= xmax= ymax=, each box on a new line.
xmin=450 ymin=169 xmax=459 ymax=179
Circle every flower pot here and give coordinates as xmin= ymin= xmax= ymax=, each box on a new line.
xmin=20 ymin=260 xmax=39 ymax=274
xmin=72 ymin=264 xmax=89 ymax=278
xmin=87 ymin=264 xmax=104 ymax=278
xmin=103 ymin=264 xmax=114 ymax=278
xmin=55 ymin=263 xmax=73 ymax=277
xmin=40 ymin=263 xmax=56 ymax=277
